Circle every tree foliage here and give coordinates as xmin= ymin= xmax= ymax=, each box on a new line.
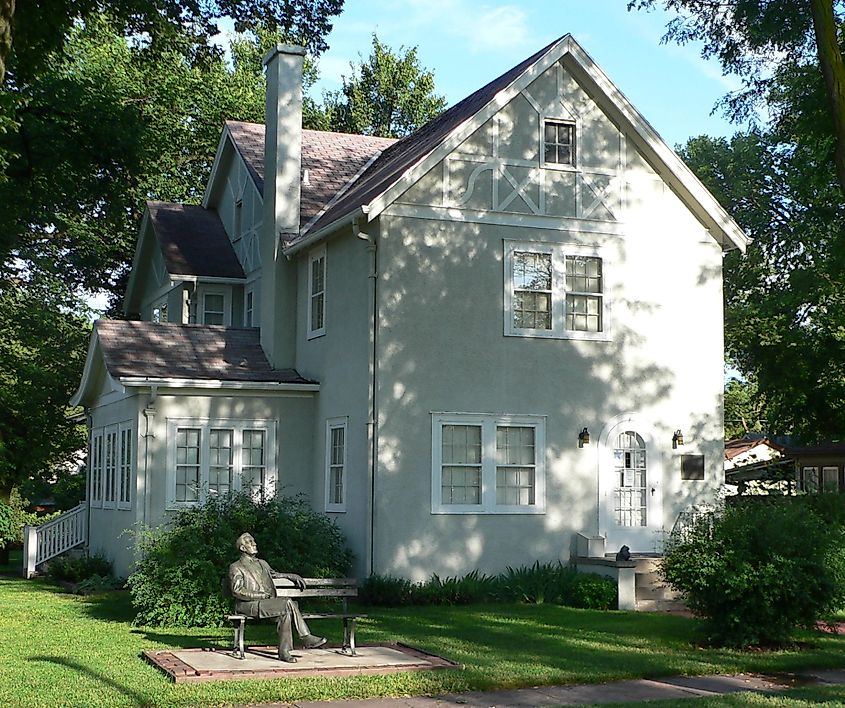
xmin=321 ymin=34 xmax=447 ymax=138
xmin=633 ymin=1 xmax=845 ymax=441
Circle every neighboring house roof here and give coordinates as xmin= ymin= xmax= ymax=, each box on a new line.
xmin=225 ymin=121 xmax=396 ymax=230
xmin=725 ymin=437 xmax=785 ymax=462
xmin=785 ymin=443 xmax=845 ymax=458
xmin=95 ymin=320 xmax=313 ymax=383
xmin=724 ymin=437 xmax=785 ymax=472
xmin=147 ymin=201 xmax=245 ymax=279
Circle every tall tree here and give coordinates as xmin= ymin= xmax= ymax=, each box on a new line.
xmin=321 ymin=34 xmax=447 ymax=138
xmin=628 ymin=1 xmax=845 ymax=196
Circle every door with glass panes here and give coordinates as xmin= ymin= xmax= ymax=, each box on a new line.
xmin=599 ymin=424 xmax=663 ymax=552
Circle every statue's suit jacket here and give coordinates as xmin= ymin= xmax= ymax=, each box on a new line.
xmin=228 ymin=556 xmax=282 ymax=617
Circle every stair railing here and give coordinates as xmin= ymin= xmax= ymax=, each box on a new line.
xmin=22 ymin=502 xmax=87 ymax=578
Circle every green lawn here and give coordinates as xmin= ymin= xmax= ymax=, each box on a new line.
xmin=3 ymin=572 xmax=845 ymax=708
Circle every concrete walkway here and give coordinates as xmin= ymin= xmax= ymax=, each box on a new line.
xmin=238 ymin=669 xmax=845 ymax=707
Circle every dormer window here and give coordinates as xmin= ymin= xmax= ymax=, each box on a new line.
xmin=544 ymin=120 xmax=576 ymax=167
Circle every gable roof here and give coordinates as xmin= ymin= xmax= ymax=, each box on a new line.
xmin=287 ymin=35 xmax=748 ymax=254
xmin=725 ymin=437 xmax=785 ymax=462
xmin=147 ymin=201 xmax=245 ymax=279
xmin=225 ymin=121 xmax=395 ymax=230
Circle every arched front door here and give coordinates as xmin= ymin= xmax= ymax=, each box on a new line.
xmin=599 ymin=417 xmax=664 ymax=553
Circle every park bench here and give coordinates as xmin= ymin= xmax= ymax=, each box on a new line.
xmin=224 ymin=577 xmax=364 ymax=659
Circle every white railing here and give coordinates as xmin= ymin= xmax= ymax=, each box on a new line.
xmin=22 ymin=503 xmax=87 ymax=578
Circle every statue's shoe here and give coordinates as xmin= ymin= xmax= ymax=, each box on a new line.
xmin=278 ymin=649 xmax=297 ymax=663
xmin=302 ymin=634 xmax=327 ymax=649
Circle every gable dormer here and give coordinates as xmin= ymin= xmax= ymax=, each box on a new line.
xmin=123 ymin=201 xmax=247 ymax=326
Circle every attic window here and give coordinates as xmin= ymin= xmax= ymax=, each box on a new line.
xmin=544 ymin=120 xmax=576 ymax=167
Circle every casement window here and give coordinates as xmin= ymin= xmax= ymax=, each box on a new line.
xmin=166 ymin=419 xmax=275 ymax=508
xmin=308 ymin=246 xmax=326 ymax=338
xmin=431 ymin=413 xmax=545 ymax=514
xmin=504 ymin=240 xmax=609 ymax=341
xmin=203 ymin=292 xmax=225 ymax=325
xmin=543 ymin=120 xmax=576 ymax=167
xmin=801 ymin=466 xmax=819 ymax=493
xmin=325 ymin=418 xmax=347 ymax=512
xmin=823 ymin=466 xmax=840 ymax=492
xmin=89 ymin=422 xmax=134 ymax=510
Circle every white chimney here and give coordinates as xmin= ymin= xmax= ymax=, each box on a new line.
xmin=260 ymin=44 xmax=305 ymax=367
xmin=262 ymin=44 xmax=305 ymax=237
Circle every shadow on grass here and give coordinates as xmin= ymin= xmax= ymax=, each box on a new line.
xmin=75 ymin=589 xmax=137 ymax=623
xmin=133 ymin=629 xmax=229 ymax=650
xmin=28 ymin=656 xmax=149 ymax=705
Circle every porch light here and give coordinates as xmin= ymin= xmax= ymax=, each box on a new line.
xmin=578 ymin=427 xmax=590 ymax=448
xmin=672 ymin=430 xmax=685 ymax=449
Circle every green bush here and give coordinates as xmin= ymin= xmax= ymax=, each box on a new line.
xmin=0 ymin=489 xmax=40 ymax=549
xmin=662 ymin=496 xmax=845 ymax=647
xmin=128 ymin=492 xmax=353 ymax=627
xmin=73 ymin=574 xmax=124 ymax=595
xmin=47 ymin=552 xmax=112 ymax=583
xmin=361 ymin=563 xmax=616 ymax=610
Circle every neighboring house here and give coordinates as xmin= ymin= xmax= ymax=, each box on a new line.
xmin=788 ymin=443 xmax=845 ymax=494
xmin=71 ymin=36 xmax=747 ymax=579
xmin=723 ymin=436 xmax=790 ymax=495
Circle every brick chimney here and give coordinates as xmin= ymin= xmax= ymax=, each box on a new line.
xmin=260 ymin=44 xmax=305 ymax=367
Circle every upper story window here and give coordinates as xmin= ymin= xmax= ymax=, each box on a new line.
xmin=431 ymin=413 xmax=545 ymax=514
xmin=203 ymin=292 xmax=225 ymax=325
xmin=308 ymin=246 xmax=326 ymax=338
xmin=245 ymin=287 xmax=255 ymax=327
xmin=544 ymin=120 xmax=576 ymax=167
xmin=504 ymin=240 xmax=609 ymax=341
xmin=151 ymin=299 xmax=168 ymax=323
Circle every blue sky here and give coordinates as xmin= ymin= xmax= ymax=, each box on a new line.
xmin=307 ymin=0 xmax=745 ymax=148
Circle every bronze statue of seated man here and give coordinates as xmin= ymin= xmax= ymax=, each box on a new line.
xmin=228 ymin=532 xmax=326 ymax=662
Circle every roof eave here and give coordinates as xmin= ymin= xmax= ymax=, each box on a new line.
xmin=284 ymin=207 xmax=368 ymax=257
xmin=118 ymin=376 xmax=320 ymax=392
xmin=123 ymin=209 xmax=152 ymax=316
xmin=70 ymin=326 xmax=102 ymax=407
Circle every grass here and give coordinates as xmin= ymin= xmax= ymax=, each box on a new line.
xmin=601 ymin=684 xmax=845 ymax=707
xmin=2 ymin=566 xmax=845 ymax=707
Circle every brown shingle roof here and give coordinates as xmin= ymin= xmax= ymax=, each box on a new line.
xmin=96 ymin=320 xmax=314 ymax=384
xmin=225 ymin=121 xmax=395 ymax=229
xmin=147 ymin=201 xmax=245 ymax=279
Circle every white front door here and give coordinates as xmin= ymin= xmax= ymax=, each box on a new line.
xmin=599 ymin=418 xmax=664 ymax=553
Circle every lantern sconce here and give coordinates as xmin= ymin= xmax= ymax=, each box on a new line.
xmin=578 ymin=427 xmax=591 ymax=448
xmin=672 ymin=429 xmax=685 ymax=449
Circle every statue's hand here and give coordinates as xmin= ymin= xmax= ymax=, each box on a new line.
xmin=290 ymin=574 xmax=306 ymax=591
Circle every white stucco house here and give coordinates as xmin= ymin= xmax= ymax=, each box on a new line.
xmin=70 ymin=36 xmax=747 ymax=579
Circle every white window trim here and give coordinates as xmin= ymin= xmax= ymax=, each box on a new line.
xmin=89 ymin=422 xmax=134 ymax=511
xmin=165 ymin=418 xmax=277 ymax=510
xmin=431 ymin=412 xmax=546 ymax=515
xmin=244 ymin=283 xmax=257 ymax=328
xmin=200 ymin=288 xmax=230 ymax=326
xmin=307 ymin=245 xmax=326 ymax=339
xmin=117 ymin=422 xmax=134 ymax=510
xmin=324 ymin=417 xmax=348 ymax=513
xmin=540 ymin=117 xmax=580 ymax=172
xmin=503 ymin=239 xmax=611 ymax=342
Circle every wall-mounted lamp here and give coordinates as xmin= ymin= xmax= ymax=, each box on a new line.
xmin=672 ymin=429 xmax=685 ymax=449
xmin=578 ymin=427 xmax=591 ymax=448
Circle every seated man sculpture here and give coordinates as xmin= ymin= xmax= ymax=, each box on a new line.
xmin=228 ymin=532 xmax=326 ymax=662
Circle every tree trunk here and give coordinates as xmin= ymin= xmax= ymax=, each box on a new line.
xmin=809 ymin=0 xmax=845 ymax=198
xmin=0 ymin=0 xmax=13 ymax=84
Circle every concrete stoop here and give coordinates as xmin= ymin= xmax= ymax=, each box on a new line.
xmin=628 ymin=555 xmax=686 ymax=612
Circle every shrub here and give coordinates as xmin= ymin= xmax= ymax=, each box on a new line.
xmin=47 ymin=552 xmax=112 ymax=583
xmin=496 ymin=561 xmax=573 ymax=604
xmin=360 ymin=574 xmax=414 ymax=606
xmin=662 ymin=496 xmax=845 ymax=647
xmin=0 ymin=489 xmax=40 ymax=549
xmin=128 ymin=492 xmax=353 ymax=627
xmin=563 ymin=572 xmax=617 ymax=610
xmin=417 ymin=571 xmax=497 ymax=605
xmin=73 ymin=574 xmax=124 ymax=595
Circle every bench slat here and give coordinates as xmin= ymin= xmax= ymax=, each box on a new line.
xmin=274 ymin=588 xmax=357 ymax=598
xmin=273 ymin=578 xmax=357 ymax=587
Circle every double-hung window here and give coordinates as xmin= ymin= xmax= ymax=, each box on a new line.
xmin=308 ymin=246 xmax=326 ymax=338
xmin=325 ymin=418 xmax=347 ymax=512
xmin=431 ymin=413 xmax=545 ymax=514
xmin=89 ymin=422 xmax=134 ymax=510
xmin=166 ymin=419 xmax=275 ymax=508
xmin=203 ymin=292 xmax=225 ymax=325
xmin=505 ymin=240 xmax=609 ymax=340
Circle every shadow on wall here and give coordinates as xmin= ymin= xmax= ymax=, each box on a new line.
xmin=372 ymin=102 xmax=724 ymax=577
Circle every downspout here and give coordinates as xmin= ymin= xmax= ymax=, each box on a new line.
xmin=356 ymin=217 xmax=378 ymax=576
xmin=141 ymin=385 xmax=158 ymax=529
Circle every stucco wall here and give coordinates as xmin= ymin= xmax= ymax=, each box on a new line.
xmin=369 ymin=58 xmax=725 ymax=580
xmin=295 ymin=226 xmax=374 ymax=576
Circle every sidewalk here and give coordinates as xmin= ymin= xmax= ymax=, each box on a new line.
xmin=239 ymin=669 xmax=845 ymax=707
